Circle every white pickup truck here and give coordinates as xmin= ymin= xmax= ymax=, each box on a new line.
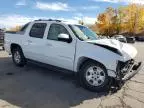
xmin=4 ymin=19 xmax=142 ymax=92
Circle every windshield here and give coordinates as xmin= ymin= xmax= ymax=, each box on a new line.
xmin=69 ymin=25 xmax=98 ymax=41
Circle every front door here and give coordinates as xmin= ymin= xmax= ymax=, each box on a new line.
xmin=43 ymin=23 xmax=76 ymax=71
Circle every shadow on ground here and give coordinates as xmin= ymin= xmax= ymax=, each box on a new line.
xmin=0 ymin=56 xmax=119 ymax=108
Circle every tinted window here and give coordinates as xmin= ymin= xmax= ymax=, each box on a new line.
xmin=47 ymin=24 xmax=69 ymax=40
xmin=30 ymin=23 xmax=47 ymax=38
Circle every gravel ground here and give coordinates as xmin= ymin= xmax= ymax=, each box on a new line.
xmin=0 ymin=42 xmax=144 ymax=108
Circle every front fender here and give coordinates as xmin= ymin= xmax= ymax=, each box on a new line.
xmin=74 ymin=41 xmax=123 ymax=78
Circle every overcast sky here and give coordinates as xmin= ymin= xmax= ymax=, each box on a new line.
xmin=0 ymin=0 xmax=144 ymax=28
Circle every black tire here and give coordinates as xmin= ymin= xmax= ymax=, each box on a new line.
xmin=79 ymin=60 xmax=109 ymax=92
xmin=12 ymin=47 xmax=26 ymax=67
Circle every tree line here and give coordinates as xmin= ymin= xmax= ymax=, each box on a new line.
xmin=91 ymin=4 xmax=144 ymax=36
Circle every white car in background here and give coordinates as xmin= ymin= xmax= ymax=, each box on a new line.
xmin=4 ymin=19 xmax=142 ymax=92
xmin=112 ymin=35 xmax=127 ymax=43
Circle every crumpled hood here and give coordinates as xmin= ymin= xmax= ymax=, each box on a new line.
xmin=86 ymin=39 xmax=137 ymax=60
xmin=87 ymin=39 xmax=122 ymax=50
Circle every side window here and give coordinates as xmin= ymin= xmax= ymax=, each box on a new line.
xmin=30 ymin=23 xmax=47 ymax=38
xmin=47 ymin=24 xmax=69 ymax=40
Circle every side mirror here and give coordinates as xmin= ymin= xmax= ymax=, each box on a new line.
xmin=58 ymin=34 xmax=72 ymax=43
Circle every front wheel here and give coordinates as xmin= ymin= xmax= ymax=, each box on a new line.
xmin=79 ymin=61 xmax=109 ymax=92
xmin=12 ymin=47 xmax=26 ymax=67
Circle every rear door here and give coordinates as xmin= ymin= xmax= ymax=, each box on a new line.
xmin=23 ymin=22 xmax=47 ymax=62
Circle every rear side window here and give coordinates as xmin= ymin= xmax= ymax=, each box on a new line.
xmin=30 ymin=23 xmax=47 ymax=38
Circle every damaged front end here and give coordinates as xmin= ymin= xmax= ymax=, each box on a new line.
xmin=116 ymin=59 xmax=142 ymax=82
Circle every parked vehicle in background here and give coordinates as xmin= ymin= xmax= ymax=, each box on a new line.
xmin=0 ymin=29 xmax=4 ymax=50
xmin=112 ymin=35 xmax=127 ymax=43
xmin=98 ymin=35 xmax=109 ymax=39
xmin=135 ymin=36 xmax=144 ymax=41
xmin=126 ymin=37 xmax=135 ymax=43
xmin=4 ymin=19 xmax=142 ymax=92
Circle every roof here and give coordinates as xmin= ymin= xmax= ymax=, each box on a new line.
xmin=34 ymin=19 xmax=79 ymax=25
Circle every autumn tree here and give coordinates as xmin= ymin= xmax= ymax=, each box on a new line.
xmin=8 ymin=25 xmax=22 ymax=32
xmin=94 ymin=4 xmax=144 ymax=36
xmin=135 ymin=6 xmax=144 ymax=33
xmin=96 ymin=7 xmax=117 ymax=36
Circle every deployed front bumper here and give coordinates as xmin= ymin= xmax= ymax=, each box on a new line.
xmin=116 ymin=60 xmax=143 ymax=82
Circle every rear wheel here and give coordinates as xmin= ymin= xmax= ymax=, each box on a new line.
xmin=79 ymin=61 xmax=109 ymax=92
xmin=12 ymin=47 xmax=26 ymax=67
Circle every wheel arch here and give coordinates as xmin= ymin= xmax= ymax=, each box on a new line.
xmin=76 ymin=56 xmax=107 ymax=72
xmin=10 ymin=43 xmax=22 ymax=53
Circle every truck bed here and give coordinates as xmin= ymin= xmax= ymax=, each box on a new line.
xmin=4 ymin=32 xmax=25 ymax=54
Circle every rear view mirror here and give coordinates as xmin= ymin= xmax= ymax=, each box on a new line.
xmin=58 ymin=34 xmax=72 ymax=43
